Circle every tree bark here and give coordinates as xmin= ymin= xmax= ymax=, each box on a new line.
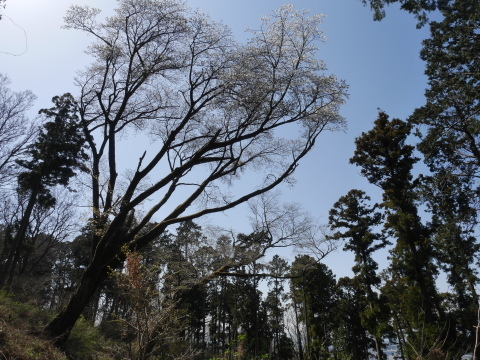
xmin=0 ymin=186 xmax=38 ymax=288
xmin=44 ymin=257 xmax=110 ymax=346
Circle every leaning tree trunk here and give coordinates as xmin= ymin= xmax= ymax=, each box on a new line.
xmin=45 ymin=202 xmax=135 ymax=345
xmin=44 ymin=255 xmax=112 ymax=346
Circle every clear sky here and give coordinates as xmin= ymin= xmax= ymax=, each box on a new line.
xmin=0 ymin=0 xmax=434 ymax=279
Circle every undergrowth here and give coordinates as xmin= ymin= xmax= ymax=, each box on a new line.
xmin=0 ymin=291 xmax=125 ymax=359
xmin=0 ymin=290 xmax=65 ymax=359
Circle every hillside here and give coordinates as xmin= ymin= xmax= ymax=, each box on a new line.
xmin=0 ymin=291 xmax=125 ymax=360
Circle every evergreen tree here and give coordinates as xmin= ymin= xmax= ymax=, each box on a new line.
xmin=0 ymin=93 xmax=88 ymax=288
xmin=329 ymin=189 xmax=390 ymax=359
xmin=266 ymin=255 xmax=290 ymax=359
xmin=351 ymin=112 xmax=444 ymax=357
xmin=290 ymin=255 xmax=336 ymax=360
xmin=411 ymin=9 xmax=480 ymax=351
xmin=332 ymin=277 xmax=372 ymax=360
xmin=421 ymin=172 xmax=479 ymax=356
xmin=359 ymin=0 xmax=452 ymax=25
xmin=412 ymin=0 xmax=480 ymax=181
xmin=358 ymin=1 xmax=480 ymax=356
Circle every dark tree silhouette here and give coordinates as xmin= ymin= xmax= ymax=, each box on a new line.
xmin=0 ymin=93 xmax=88 ymax=288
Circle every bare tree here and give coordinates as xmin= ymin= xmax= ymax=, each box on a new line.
xmin=0 ymin=73 xmax=37 ymax=189
xmin=10 ymin=189 xmax=81 ymax=295
xmin=0 ymin=73 xmax=37 ymax=283
xmin=45 ymin=0 xmax=347 ymax=344
xmin=247 ymin=191 xmax=337 ymax=261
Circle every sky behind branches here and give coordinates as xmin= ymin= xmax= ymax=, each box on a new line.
xmin=0 ymin=0 xmax=436 ymax=279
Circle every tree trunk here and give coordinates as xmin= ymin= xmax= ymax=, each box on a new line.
xmin=366 ymin=286 xmax=384 ymax=360
xmin=374 ymin=337 xmax=383 ymax=360
xmin=44 ymin=258 xmax=109 ymax=346
xmin=301 ymin=282 xmax=310 ymax=358
xmin=393 ymin=311 xmax=407 ymax=360
xmin=1 ymin=186 xmax=38 ymax=288
xmin=293 ymin=301 xmax=304 ymax=360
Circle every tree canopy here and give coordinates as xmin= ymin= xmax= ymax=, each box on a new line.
xmin=360 ymin=0 xmax=452 ymax=25
xmin=44 ymin=0 xmax=347 ymax=344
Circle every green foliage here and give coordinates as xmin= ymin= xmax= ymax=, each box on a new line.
xmin=328 ymin=188 xmax=392 ymax=359
xmin=210 ymin=334 xmax=269 ymax=360
xmin=331 ymin=277 xmax=372 ymax=359
xmin=351 ymin=112 xmax=418 ymax=198
xmin=329 ymin=189 xmax=388 ymax=282
xmin=413 ymin=0 xmax=480 ymax=178
xmin=0 ymin=93 xmax=90 ymax=288
xmin=350 ymin=112 xmax=448 ymax=357
xmin=290 ymin=255 xmax=337 ymax=359
xmin=0 ymin=290 xmax=47 ymax=326
xmin=265 ymin=255 xmax=290 ymax=360
xmin=0 ymin=290 xmax=127 ymax=359
xmin=360 ymin=0 xmax=452 ymax=26
xmin=0 ymin=291 xmax=66 ymax=359
xmin=64 ymin=316 xmax=107 ymax=359
xmin=17 ymin=93 xmax=88 ymax=200
xmin=407 ymin=0 xmax=480 ymax=354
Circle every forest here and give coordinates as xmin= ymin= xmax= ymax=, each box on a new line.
xmin=0 ymin=0 xmax=479 ymax=359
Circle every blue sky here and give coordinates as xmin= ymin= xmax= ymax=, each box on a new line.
xmin=0 ymin=0 xmax=434 ymax=278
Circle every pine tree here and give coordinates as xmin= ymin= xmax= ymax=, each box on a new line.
xmin=328 ymin=189 xmax=390 ymax=359
xmin=290 ymin=255 xmax=336 ymax=359
xmin=266 ymin=255 xmax=290 ymax=359
xmin=350 ymin=112 xmax=443 ymax=357
xmin=332 ymin=277 xmax=372 ymax=360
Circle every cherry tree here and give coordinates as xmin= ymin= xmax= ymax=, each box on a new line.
xmin=45 ymin=0 xmax=347 ymax=344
